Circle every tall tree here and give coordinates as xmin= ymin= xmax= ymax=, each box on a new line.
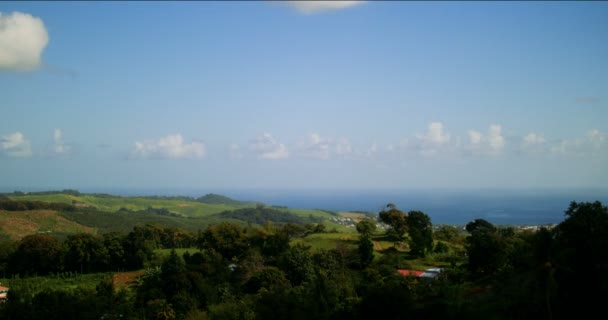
xmin=554 ymin=201 xmax=608 ymax=316
xmin=356 ymin=219 xmax=377 ymax=267
xmin=379 ymin=204 xmax=408 ymax=242
xmin=406 ymin=211 xmax=433 ymax=257
xmin=464 ymin=219 xmax=512 ymax=276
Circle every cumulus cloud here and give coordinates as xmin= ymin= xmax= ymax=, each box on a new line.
xmin=297 ymin=133 xmax=354 ymax=160
xmin=300 ymin=133 xmax=331 ymax=160
xmin=523 ymin=133 xmax=545 ymax=146
xmin=551 ymin=129 xmax=608 ymax=156
xmin=52 ymin=129 xmax=71 ymax=156
xmin=468 ymin=130 xmax=482 ymax=145
xmin=250 ymin=133 xmax=289 ymax=160
xmin=283 ymin=1 xmax=365 ymax=14
xmin=466 ymin=124 xmax=505 ymax=156
xmin=487 ymin=125 xmax=505 ymax=151
xmin=411 ymin=122 xmax=452 ymax=156
xmin=0 ymin=11 xmax=49 ymax=71
xmin=0 ymin=131 xmax=32 ymax=157
xmin=131 ymin=134 xmax=206 ymax=159
xmin=417 ymin=122 xmax=451 ymax=145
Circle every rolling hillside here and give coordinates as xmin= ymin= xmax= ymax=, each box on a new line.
xmin=0 ymin=210 xmax=95 ymax=240
xmin=1 ymin=191 xmax=350 ymax=239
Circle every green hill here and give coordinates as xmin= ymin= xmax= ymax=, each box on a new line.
xmin=196 ymin=193 xmax=253 ymax=206
xmin=0 ymin=191 xmax=351 ymax=238
xmin=5 ymin=193 xmax=245 ymax=218
xmin=0 ymin=209 xmax=95 ymax=241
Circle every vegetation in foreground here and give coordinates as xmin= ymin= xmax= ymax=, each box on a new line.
xmin=0 ymin=192 xmax=606 ymax=320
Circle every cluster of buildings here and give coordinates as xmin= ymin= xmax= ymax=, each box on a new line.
xmin=0 ymin=284 xmax=8 ymax=302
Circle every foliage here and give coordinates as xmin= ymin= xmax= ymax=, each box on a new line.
xmin=196 ymin=193 xmax=248 ymax=206
xmin=434 ymin=225 xmax=460 ymax=242
xmin=217 ymin=206 xmax=320 ymax=226
xmin=355 ymin=219 xmax=376 ymax=238
xmin=406 ymin=210 xmax=434 ymax=257
xmin=9 ymin=234 xmax=64 ymax=276
xmin=379 ymin=204 xmax=408 ymax=242
xmin=1 ymin=199 xmax=607 ymax=320
xmin=0 ymin=200 xmax=76 ymax=212
xmin=358 ymin=236 xmax=375 ymax=268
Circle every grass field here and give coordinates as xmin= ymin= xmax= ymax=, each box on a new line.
xmin=0 ymin=272 xmax=111 ymax=293
xmin=291 ymin=232 xmax=359 ymax=250
xmin=0 ymin=210 xmax=96 ymax=240
xmin=8 ymin=194 xmax=247 ymax=218
xmin=338 ymin=211 xmax=368 ymax=222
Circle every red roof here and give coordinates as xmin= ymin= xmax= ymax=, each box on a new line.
xmin=397 ymin=269 xmax=424 ymax=277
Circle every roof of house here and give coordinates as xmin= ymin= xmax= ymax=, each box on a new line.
xmin=0 ymin=286 xmax=9 ymax=291
xmin=398 ymin=267 xmax=443 ymax=279
xmin=397 ymin=269 xmax=425 ymax=277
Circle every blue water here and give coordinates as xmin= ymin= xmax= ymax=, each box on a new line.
xmin=4 ymin=187 xmax=607 ymax=226
xmin=221 ymin=189 xmax=607 ymax=225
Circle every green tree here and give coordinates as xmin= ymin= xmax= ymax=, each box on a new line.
xmin=103 ymin=232 xmax=126 ymax=271
xmin=355 ymin=219 xmax=377 ymax=267
xmin=406 ymin=211 xmax=433 ymax=257
xmin=379 ymin=204 xmax=408 ymax=242
xmin=197 ymin=223 xmax=247 ymax=260
xmin=434 ymin=225 xmax=460 ymax=242
xmin=9 ymin=234 xmax=63 ymax=276
xmin=64 ymin=233 xmax=109 ymax=273
xmin=553 ymin=201 xmax=608 ymax=316
xmin=278 ymin=244 xmax=315 ymax=286
xmin=358 ymin=236 xmax=375 ymax=268
xmin=464 ymin=219 xmax=512 ymax=276
xmin=355 ymin=219 xmax=377 ymax=238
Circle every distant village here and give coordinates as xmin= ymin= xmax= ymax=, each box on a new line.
xmin=328 ymin=215 xmax=557 ymax=233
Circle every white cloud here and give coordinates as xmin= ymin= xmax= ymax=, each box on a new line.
xmin=551 ymin=129 xmax=608 ymax=156
xmin=0 ymin=11 xmax=49 ymax=71
xmin=300 ymin=133 xmax=331 ymax=160
xmin=132 ymin=134 xmax=206 ymax=159
xmin=487 ymin=125 xmax=505 ymax=151
xmin=523 ymin=133 xmax=545 ymax=146
xmin=412 ymin=122 xmax=452 ymax=156
xmin=283 ymin=1 xmax=365 ymax=14
xmin=418 ymin=122 xmax=451 ymax=145
xmin=0 ymin=131 xmax=32 ymax=157
xmin=466 ymin=124 xmax=505 ymax=156
xmin=52 ymin=129 xmax=71 ymax=155
xmin=250 ymin=133 xmax=289 ymax=160
xmin=468 ymin=130 xmax=482 ymax=145
xmin=298 ymin=133 xmax=354 ymax=160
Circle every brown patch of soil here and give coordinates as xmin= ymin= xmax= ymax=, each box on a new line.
xmin=113 ymin=271 xmax=144 ymax=289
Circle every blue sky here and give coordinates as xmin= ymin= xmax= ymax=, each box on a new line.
xmin=1 ymin=1 xmax=607 ymax=191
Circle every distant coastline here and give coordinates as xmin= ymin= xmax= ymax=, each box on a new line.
xmin=2 ymin=187 xmax=605 ymax=226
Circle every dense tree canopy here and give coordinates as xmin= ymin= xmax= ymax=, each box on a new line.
xmin=1 ymin=200 xmax=607 ymax=320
